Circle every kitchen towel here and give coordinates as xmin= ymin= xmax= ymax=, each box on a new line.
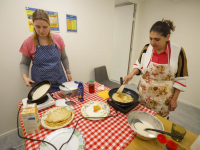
xmin=97 ymin=90 xmax=109 ymax=99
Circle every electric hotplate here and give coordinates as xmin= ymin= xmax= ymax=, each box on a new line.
xmin=22 ymin=93 xmax=56 ymax=111
xmin=107 ymin=99 xmax=139 ymax=114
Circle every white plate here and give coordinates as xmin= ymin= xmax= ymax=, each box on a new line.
xmin=81 ymin=101 xmax=110 ymax=120
xmin=39 ymin=128 xmax=85 ymax=150
xmin=41 ymin=106 xmax=75 ymax=130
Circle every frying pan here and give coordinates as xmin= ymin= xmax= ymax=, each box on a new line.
xmin=28 ymin=80 xmax=51 ymax=101
xmin=108 ymin=77 xmax=139 ymax=107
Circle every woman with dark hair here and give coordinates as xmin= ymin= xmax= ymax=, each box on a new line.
xmin=19 ymin=9 xmax=72 ymax=93
xmin=123 ymin=19 xmax=188 ymax=117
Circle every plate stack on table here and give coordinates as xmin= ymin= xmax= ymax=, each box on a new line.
xmin=41 ymin=106 xmax=75 ymax=130
xmin=18 ymin=81 xmax=157 ymax=150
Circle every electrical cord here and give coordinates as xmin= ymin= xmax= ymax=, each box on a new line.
xmin=59 ymin=110 xmax=118 ymax=150
xmin=17 ymin=103 xmax=57 ymax=150
xmin=17 ymin=103 xmax=118 ymax=150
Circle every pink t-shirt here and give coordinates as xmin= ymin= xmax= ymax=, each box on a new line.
xmin=151 ymin=42 xmax=171 ymax=64
xmin=19 ymin=33 xmax=65 ymax=59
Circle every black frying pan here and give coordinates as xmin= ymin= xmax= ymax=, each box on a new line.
xmin=28 ymin=80 xmax=51 ymax=101
xmin=108 ymin=77 xmax=139 ymax=106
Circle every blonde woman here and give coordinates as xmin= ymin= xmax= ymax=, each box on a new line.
xmin=19 ymin=9 xmax=72 ymax=93
xmin=123 ymin=19 xmax=188 ymax=117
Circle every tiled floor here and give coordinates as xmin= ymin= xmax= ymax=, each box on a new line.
xmin=0 ymin=128 xmax=25 ymax=150
xmin=1 ymin=84 xmax=199 ymax=150
xmin=169 ymin=101 xmax=200 ymax=135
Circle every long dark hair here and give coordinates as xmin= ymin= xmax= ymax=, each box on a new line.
xmin=150 ymin=19 xmax=176 ymax=37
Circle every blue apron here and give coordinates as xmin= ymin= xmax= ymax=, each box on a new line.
xmin=31 ymin=38 xmax=67 ymax=93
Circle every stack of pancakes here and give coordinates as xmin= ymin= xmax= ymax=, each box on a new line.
xmin=45 ymin=107 xmax=72 ymax=128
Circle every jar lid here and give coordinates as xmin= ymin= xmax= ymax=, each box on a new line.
xmin=166 ymin=140 xmax=178 ymax=150
xmin=157 ymin=134 xmax=167 ymax=144
xmin=89 ymin=80 xmax=94 ymax=82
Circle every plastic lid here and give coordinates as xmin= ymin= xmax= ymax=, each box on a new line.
xmin=74 ymin=81 xmax=79 ymax=84
xmin=89 ymin=80 xmax=94 ymax=82
xmin=166 ymin=140 xmax=178 ymax=150
xmin=157 ymin=134 xmax=167 ymax=144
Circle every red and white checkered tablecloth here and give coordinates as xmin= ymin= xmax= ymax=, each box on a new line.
xmin=18 ymin=82 xmax=157 ymax=150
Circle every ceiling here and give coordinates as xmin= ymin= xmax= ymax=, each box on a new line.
xmin=115 ymin=0 xmax=185 ymax=6
xmin=115 ymin=0 xmax=134 ymax=7
xmin=115 ymin=0 xmax=132 ymax=5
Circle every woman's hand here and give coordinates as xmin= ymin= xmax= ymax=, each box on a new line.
xmin=123 ymin=68 xmax=139 ymax=84
xmin=22 ymin=74 xmax=35 ymax=87
xmin=168 ymin=88 xmax=180 ymax=111
xmin=67 ymin=74 xmax=72 ymax=81
xmin=169 ymin=99 xmax=177 ymax=111
xmin=123 ymin=73 xmax=134 ymax=84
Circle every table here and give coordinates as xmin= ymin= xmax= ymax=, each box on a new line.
xmin=19 ymin=82 xmax=198 ymax=150
xmin=125 ymin=115 xmax=198 ymax=150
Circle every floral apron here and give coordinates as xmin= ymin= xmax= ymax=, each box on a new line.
xmin=138 ymin=45 xmax=174 ymax=117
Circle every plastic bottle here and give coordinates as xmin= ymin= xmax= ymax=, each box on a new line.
xmin=78 ymin=82 xmax=84 ymax=102
xmin=89 ymin=80 xmax=95 ymax=93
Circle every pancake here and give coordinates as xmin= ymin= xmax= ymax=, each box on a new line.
xmin=45 ymin=111 xmax=73 ymax=127
xmin=46 ymin=107 xmax=71 ymax=123
xmin=32 ymin=84 xmax=50 ymax=100
xmin=93 ymin=105 xmax=101 ymax=112
xmin=112 ymin=93 xmax=134 ymax=103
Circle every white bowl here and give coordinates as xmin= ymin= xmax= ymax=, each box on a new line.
xmin=59 ymin=81 xmax=78 ymax=97
xmin=127 ymin=111 xmax=164 ymax=140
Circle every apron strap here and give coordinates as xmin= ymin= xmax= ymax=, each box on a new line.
xmin=37 ymin=37 xmax=40 ymax=47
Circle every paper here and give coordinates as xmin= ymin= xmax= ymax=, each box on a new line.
xmin=97 ymin=90 xmax=109 ymax=99
xmin=98 ymin=85 xmax=105 ymax=91
xmin=190 ymin=135 xmax=200 ymax=150
xmin=25 ymin=7 xmax=60 ymax=32
xmin=55 ymin=99 xmax=73 ymax=108
xmin=22 ymin=98 xmax=28 ymax=106
xmin=55 ymin=99 xmax=67 ymax=106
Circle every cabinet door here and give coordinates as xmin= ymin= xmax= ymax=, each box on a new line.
xmin=111 ymin=4 xmax=134 ymax=82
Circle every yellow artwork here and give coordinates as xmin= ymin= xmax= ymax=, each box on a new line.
xmin=25 ymin=7 xmax=60 ymax=32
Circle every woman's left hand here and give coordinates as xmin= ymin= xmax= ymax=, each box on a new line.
xmin=168 ymin=99 xmax=177 ymax=111
xmin=67 ymin=74 xmax=72 ymax=81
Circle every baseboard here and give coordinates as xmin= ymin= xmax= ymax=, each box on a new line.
xmin=110 ymin=79 xmax=120 ymax=84
xmin=178 ymin=99 xmax=200 ymax=110
xmin=0 ymin=128 xmax=21 ymax=139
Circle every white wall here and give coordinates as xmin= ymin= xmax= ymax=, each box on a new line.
xmin=0 ymin=0 xmax=115 ymax=135
xmin=128 ymin=0 xmax=200 ymax=108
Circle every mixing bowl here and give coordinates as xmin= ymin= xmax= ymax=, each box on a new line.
xmin=127 ymin=111 xmax=164 ymax=140
xmin=59 ymin=81 xmax=78 ymax=97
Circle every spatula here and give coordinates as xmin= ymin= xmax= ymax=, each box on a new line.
xmin=144 ymin=128 xmax=183 ymax=139
xmin=116 ymin=77 xmax=125 ymax=94
xmin=56 ymin=82 xmax=71 ymax=91
xmin=57 ymin=92 xmax=76 ymax=106
xmin=116 ymin=85 xmax=125 ymax=94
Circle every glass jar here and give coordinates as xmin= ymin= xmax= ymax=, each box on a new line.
xmin=89 ymin=80 xmax=95 ymax=93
